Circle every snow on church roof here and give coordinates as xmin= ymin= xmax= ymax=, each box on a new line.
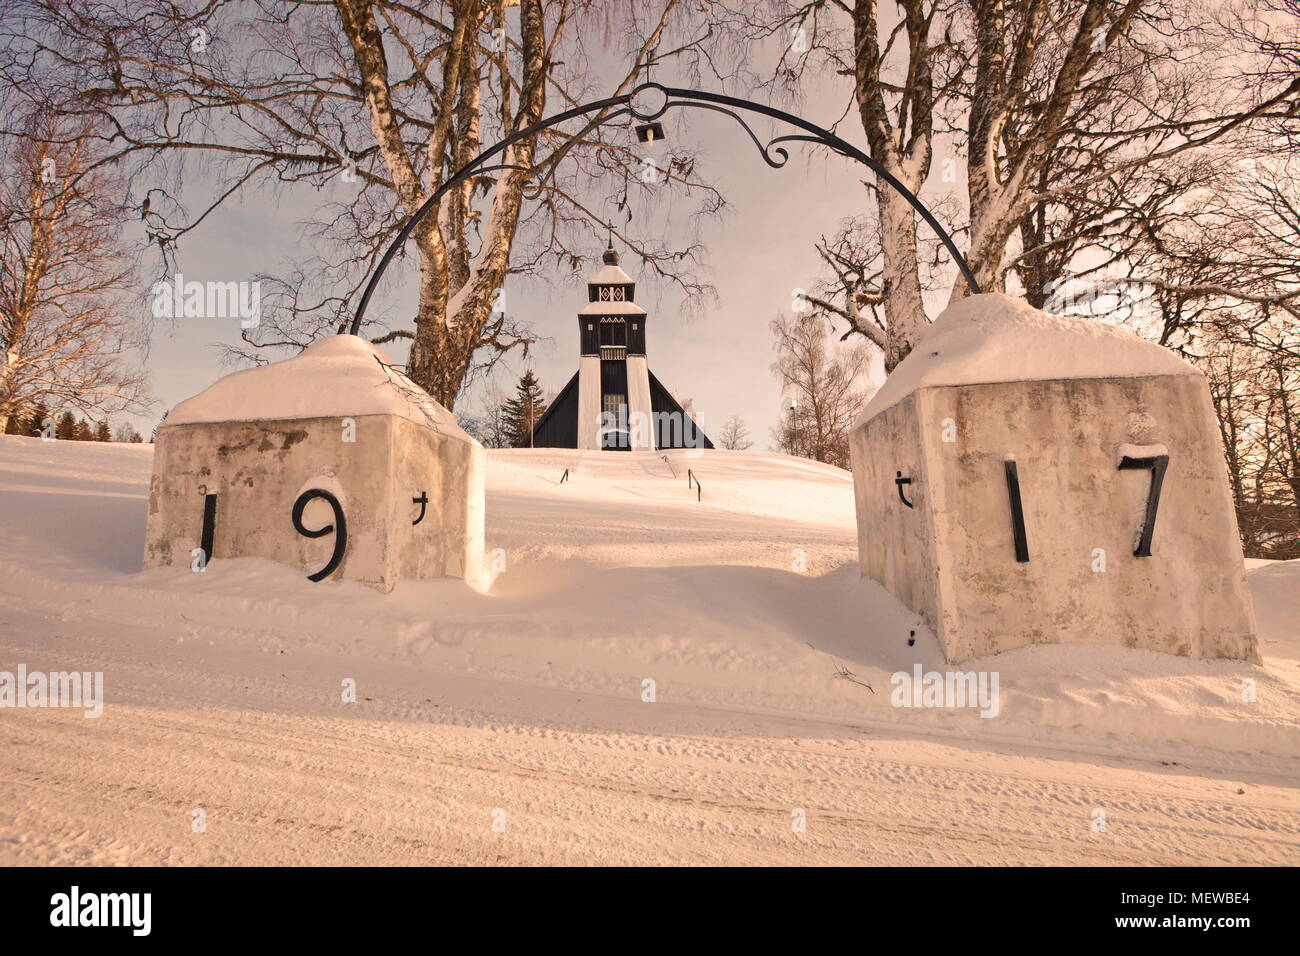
xmin=578 ymin=300 xmax=646 ymax=317
xmin=165 ymin=334 xmax=475 ymax=442
xmin=857 ymin=292 xmax=1200 ymax=424
xmin=588 ymin=244 xmax=636 ymax=287
xmin=589 ymin=263 xmax=635 ymax=286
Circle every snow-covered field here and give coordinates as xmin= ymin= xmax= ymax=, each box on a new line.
xmin=1 ymin=434 xmax=1297 ymax=865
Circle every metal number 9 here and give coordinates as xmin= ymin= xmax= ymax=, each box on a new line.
xmin=291 ymin=489 xmax=347 ymax=582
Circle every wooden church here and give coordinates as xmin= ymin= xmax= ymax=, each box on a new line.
xmin=523 ymin=244 xmax=712 ymax=451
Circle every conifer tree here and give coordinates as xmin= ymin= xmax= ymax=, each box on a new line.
xmin=26 ymin=401 xmax=50 ymax=438
xmin=55 ymin=410 xmax=76 ymax=440
xmin=500 ymin=371 xmax=548 ymax=447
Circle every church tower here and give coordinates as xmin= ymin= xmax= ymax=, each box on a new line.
xmin=523 ymin=242 xmax=711 ymax=450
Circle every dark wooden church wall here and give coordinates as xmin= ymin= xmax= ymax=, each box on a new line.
xmin=599 ymin=360 xmax=628 ymax=398
xmin=521 ymin=371 xmax=579 ymax=447
xmin=649 ymin=371 xmax=714 ymax=449
xmin=580 ymin=321 xmax=599 ymax=354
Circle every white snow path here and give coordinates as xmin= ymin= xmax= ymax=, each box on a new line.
xmin=0 ymin=436 xmax=1296 ymax=865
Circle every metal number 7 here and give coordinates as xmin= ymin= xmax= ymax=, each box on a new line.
xmin=1117 ymin=454 xmax=1170 ymax=557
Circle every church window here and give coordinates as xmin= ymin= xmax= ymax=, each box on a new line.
xmin=598 ymin=319 xmax=627 ymax=347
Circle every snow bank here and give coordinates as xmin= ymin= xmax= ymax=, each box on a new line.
xmin=2 ymin=436 xmax=1297 ymax=768
xmin=165 ymin=334 xmax=471 ymax=441
xmin=859 ymin=292 xmax=1199 ymax=423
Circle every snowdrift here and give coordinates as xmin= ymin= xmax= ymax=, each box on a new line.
xmin=1 ymin=436 xmax=1297 ymax=767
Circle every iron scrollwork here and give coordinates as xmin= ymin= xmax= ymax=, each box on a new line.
xmin=350 ymin=83 xmax=980 ymax=337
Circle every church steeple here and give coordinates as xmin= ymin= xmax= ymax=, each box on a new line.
xmin=580 ymin=241 xmax=644 ymax=356
xmin=603 ymin=221 xmax=617 ymax=263
xmin=520 ymin=241 xmax=712 ymax=451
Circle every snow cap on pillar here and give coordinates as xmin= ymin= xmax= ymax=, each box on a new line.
xmin=857 ymin=292 xmax=1200 ymax=426
xmin=166 ymin=334 xmax=473 ymax=442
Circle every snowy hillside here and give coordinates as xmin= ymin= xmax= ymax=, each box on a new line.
xmin=1 ymin=435 xmax=1298 ymax=865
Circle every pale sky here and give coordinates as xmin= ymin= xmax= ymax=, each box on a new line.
xmin=129 ymin=53 xmax=959 ymax=448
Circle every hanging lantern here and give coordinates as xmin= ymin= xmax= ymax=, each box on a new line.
xmin=635 ymin=121 xmax=665 ymax=144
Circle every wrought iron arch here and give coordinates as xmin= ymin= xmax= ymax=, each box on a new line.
xmin=348 ymin=83 xmax=979 ymax=337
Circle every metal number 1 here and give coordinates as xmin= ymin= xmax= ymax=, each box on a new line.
xmin=1003 ymin=461 xmax=1030 ymax=563
xmin=199 ymin=493 xmax=217 ymax=565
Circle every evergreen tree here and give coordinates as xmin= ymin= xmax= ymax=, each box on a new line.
xmin=151 ymin=409 xmax=169 ymax=443
xmin=55 ymin=410 xmax=76 ymax=441
xmin=94 ymin=420 xmax=112 ymax=442
xmin=74 ymin=418 xmax=93 ymax=441
xmin=26 ymin=401 xmax=51 ymax=438
xmin=500 ymin=371 xmax=548 ymax=447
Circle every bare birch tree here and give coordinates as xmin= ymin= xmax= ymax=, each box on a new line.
xmin=1196 ymin=316 xmax=1300 ymax=558
xmin=0 ymin=0 xmax=724 ymax=409
xmin=770 ymin=310 xmax=870 ymax=469
xmin=718 ymin=414 xmax=754 ymax=450
xmin=721 ymin=0 xmax=1300 ymax=370
xmin=0 ymin=110 xmax=147 ymax=432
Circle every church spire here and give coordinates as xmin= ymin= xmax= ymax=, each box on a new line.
xmin=603 ymin=222 xmax=619 ymax=265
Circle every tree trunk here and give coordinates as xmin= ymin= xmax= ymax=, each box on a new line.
xmin=875 ymin=179 xmax=929 ymax=371
xmin=853 ymin=0 xmax=933 ymax=372
xmin=396 ymin=0 xmax=547 ymax=411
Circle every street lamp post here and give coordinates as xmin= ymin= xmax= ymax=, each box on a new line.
xmin=789 ymin=398 xmax=799 ymax=458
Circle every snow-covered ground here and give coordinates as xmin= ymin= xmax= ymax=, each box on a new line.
xmin=1 ymin=435 xmax=1296 ymax=864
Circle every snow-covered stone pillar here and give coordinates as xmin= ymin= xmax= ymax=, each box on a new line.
xmin=144 ymin=335 xmax=485 ymax=592
xmin=850 ymin=293 xmax=1259 ymax=664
